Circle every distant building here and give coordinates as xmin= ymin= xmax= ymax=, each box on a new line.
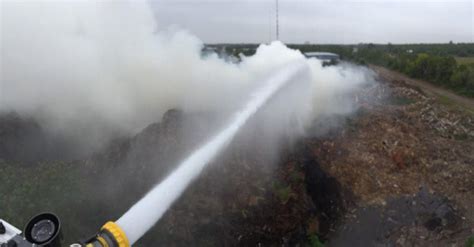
xmin=202 ymin=46 xmax=218 ymax=55
xmin=304 ymin=52 xmax=340 ymax=66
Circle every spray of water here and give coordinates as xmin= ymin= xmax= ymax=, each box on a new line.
xmin=116 ymin=61 xmax=309 ymax=244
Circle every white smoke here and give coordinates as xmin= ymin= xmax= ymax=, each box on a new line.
xmin=1 ymin=1 xmax=377 ymax=244
xmin=117 ymin=61 xmax=311 ymax=244
xmin=0 ymin=1 xmax=374 ymax=153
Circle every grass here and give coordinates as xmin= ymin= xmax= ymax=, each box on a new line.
xmin=0 ymin=161 xmax=120 ymax=244
xmin=288 ymin=169 xmax=305 ymax=184
xmin=435 ymin=93 xmax=474 ymax=115
xmin=390 ymin=96 xmax=417 ymax=106
xmin=0 ymin=161 xmax=81 ymax=219
xmin=1 ymin=161 xmax=78 ymax=241
xmin=308 ymin=235 xmax=325 ymax=247
xmin=455 ymin=57 xmax=474 ymax=66
xmin=272 ymin=181 xmax=296 ymax=204
xmin=466 ymin=235 xmax=474 ymax=247
xmin=436 ymin=94 xmax=457 ymax=107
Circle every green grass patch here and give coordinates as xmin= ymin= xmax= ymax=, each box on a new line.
xmin=0 ymin=161 xmax=83 ymax=223
xmin=453 ymin=133 xmax=469 ymax=141
xmin=390 ymin=96 xmax=417 ymax=106
xmin=436 ymin=94 xmax=457 ymax=107
xmin=308 ymin=235 xmax=325 ymax=247
xmin=288 ymin=170 xmax=305 ymax=184
xmin=435 ymin=94 xmax=474 ymax=115
xmin=455 ymin=57 xmax=474 ymax=66
xmin=272 ymin=181 xmax=295 ymax=204
xmin=0 ymin=161 xmax=110 ymax=244
xmin=466 ymin=235 xmax=474 ymax=247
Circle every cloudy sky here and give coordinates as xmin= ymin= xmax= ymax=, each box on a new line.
xmin=150 ymin=0 xmax=473 ymax=44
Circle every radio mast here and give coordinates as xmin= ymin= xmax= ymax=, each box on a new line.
xmin=275 ymin=0 xmax=279 ymax=40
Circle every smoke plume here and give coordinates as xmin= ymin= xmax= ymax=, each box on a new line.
xmin=0 ymin=1 xmax=375 ymax=156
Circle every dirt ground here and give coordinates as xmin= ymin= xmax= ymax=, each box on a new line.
xmin=371 ymin=65 xmax=474 ymax=112
xmin=319 ymin=66 xmax=474 ymax=246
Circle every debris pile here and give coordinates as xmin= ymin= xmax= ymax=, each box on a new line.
xmin=1 ymin=66 xmax=472 ymax=246
xmin=317 ymin=69 xmax=474 ymax=245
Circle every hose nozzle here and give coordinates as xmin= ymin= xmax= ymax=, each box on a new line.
xmin=82 ymin=221 xmax=130 ymax=247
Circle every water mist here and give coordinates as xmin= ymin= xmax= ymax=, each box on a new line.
xmin=116 ymin=61 xmax=310 ymax=244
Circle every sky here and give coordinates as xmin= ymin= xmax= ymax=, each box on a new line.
xmin=149 ymin=0 xmax=474 ymax=44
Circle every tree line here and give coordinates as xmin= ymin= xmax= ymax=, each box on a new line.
xmin=338 ymin=43 xmax=474 ymax=97
xmin=205 ymin=43 xmax=474 ymax=97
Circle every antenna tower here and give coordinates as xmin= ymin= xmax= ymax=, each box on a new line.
xmin=276 ymin=0 xmax=279 ymax=40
